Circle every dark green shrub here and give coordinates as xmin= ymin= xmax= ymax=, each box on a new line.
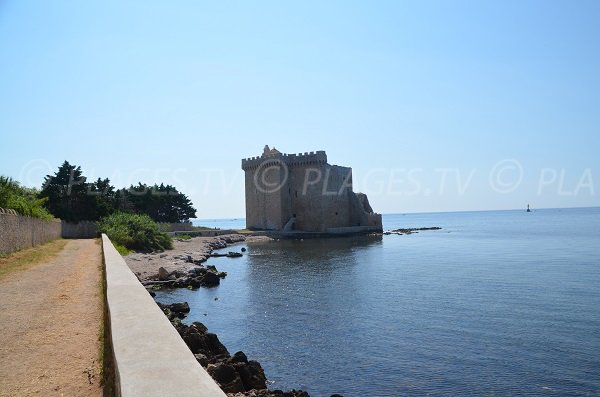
xmin=99 ymin=212 xmax=173 ymax=253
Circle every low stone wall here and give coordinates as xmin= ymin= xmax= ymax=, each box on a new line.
xmin=62 ymin=220 xmax=99 ymax=239
xmin=0 ymin=209 xmax=62 ymax=254
xmin=157 ymin=222 xmax=193 ymax=232
xmin=102 ymin=234 xmax=226 ymax=397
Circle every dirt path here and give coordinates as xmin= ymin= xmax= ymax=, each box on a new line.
xmin=0 ymin=239 xmax=104 ymax=397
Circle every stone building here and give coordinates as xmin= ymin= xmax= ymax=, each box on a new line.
xmin=241 ymin=146 xmax=382 ymax=234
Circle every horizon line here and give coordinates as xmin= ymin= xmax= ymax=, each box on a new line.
xmin=193 ymin=205 xmax=600 ymax=221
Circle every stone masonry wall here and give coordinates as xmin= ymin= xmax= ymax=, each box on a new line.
xmin=61 ymin=221 xmax=99 ymax=239
xmin=289 ymin=163 xmax=354 ymax=232
xmin=244 ymin=161 xmax=287 ymax=230
xmin=0 ymin=208 xmax=62 ymax=254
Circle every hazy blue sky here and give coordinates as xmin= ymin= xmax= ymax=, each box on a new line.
xmin=1 ymin=1 xmax=598 ymax=218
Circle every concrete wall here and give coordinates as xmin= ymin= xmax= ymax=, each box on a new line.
xmin=102 ymin=234 xmax=226 ymax=397
xmin=0 ymin=208 xmax=62 ymax=254
xmin=62 ymin=220 xmax=99 ymax=239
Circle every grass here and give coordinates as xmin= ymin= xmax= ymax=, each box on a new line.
xmin=192 ymin=226 xmax=219 ymax=231
xmin=113 ymin=243 xmax=130 ymax=256
xmin=173 ymin=234 xmax=192 ymax=240
xmin=0 ymin=239 xmax=68 ymax=280
xmin=236 ymin=228 xmax=254 ymax=234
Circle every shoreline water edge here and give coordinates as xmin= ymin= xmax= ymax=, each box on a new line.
xmin=125 ymin=234 xmax=345 ymax=397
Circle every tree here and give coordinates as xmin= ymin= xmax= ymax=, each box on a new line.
xmin=39 ymin=161 xmax=195 ymax=223
xmin=116 ymin=183 xmax=196 ymax=223
xmin=87 ymin=177 xmax=116 ymax=220
xmin=39 ymin=161 xmax=89 ymax=222
xmin=39 ymin=161 xmax=117 ymax=221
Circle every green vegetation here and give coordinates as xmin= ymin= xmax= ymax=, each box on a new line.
xmin=39 ymin=161 xmax=197 ymax=223
xmin=98 ymin=212 xmax=173 ymax=253
xmin=0 ymin=176 xmax=54 ymax=220
xmin=119 ymin=182 xmax=196 ymax=223
xmin=112 ymin=243 xmax=131 ymax=256
xmin=0 ymin=239 xmax=68 ymax=279
xmin=193 ymin=225 xmax=217 ymax=231
xmin=173 ymin=234 xmax=193 ymax=241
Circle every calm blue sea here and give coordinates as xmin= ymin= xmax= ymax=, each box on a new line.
xmin=160 ymin=208 xmax=600 ymax=396
xmin=193 ymin=218 xmax=246 ymax=230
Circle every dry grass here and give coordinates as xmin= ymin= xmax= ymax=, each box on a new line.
xmin=0 ymin=239 xmax=69 ymax=280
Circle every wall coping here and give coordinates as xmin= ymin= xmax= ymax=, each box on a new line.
xmin=102 ymin=234 xmax=226 ymax=397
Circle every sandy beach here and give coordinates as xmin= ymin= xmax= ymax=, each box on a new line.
xmin=124 ymin=234 xmax=272 ymax=282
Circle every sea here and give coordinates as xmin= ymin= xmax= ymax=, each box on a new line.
xmin=158 ymin=208 xmax=600 ymax=396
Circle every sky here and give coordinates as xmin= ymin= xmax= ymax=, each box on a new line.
xmin=1 ymin=0 xmax=599 ymax=218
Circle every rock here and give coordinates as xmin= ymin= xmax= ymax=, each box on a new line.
xmin=189 ymin=277 xmax=202 ymax=289
xmin=207 ymin=363 xmax=245 ymax=393
xmin=164 ymin=302 xmax=190 ymax=314
xmin=191 ymin=267 xmax=208 ymax=276
xmin=178 ymin=322 xmax=230 ymax=359
xmin=241 ymin=247 xmax=247 ymax=252
xmin=236 ymin=360 xmax=267 ymax=390
xmin=227 ymin=251 xmax=243 ymax=258
xmin=230 ymin=351 xmax=248 ymax=364
xmin=157 ymin=302 xmax=191 ymax=320
xmin=201 ymin=271 xmax=221 ymax=287
xmin=158 ymin=267 xmax=170 ymax=281
xmin=389 ymin=227 xmax=441 ymax=235
xmin=195 ymin=353 xmax=209 ymax=367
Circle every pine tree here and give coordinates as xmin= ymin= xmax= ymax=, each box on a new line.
xmin=40 ymin=161 xmax=90 ymax=221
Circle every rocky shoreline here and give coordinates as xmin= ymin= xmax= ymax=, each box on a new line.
xmin=384 ymin=226 xmax=442 ymax=235
xmin=157 ymin=302 xmax=317 ymax=397
xmin=127 ymin=234 xmax=344 ymax=396
xmin=125 ymin=234 xmax=268 ymax=284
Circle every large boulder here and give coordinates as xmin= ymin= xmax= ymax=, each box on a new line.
xmin=236 ymin=360 xmax=267 ymax=390
xmin=201 ymin=271 xmax=221 ymax=287
xmin=178 ymin=322 xmax=230 ymax=360
xmin=157 ymin=301 xmax=190 ymax=320
xmin=207 ymin=363 xmax=245 ymax=394
xmin=158 ymin=267 xmax=170 ymax=281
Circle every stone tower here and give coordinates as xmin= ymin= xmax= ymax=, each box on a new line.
xmin=241 ymin=146 xmax=382 ymax=233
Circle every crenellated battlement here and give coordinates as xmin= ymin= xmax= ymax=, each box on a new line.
xmin=242 ymin=150 xmax=327 ymax=170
